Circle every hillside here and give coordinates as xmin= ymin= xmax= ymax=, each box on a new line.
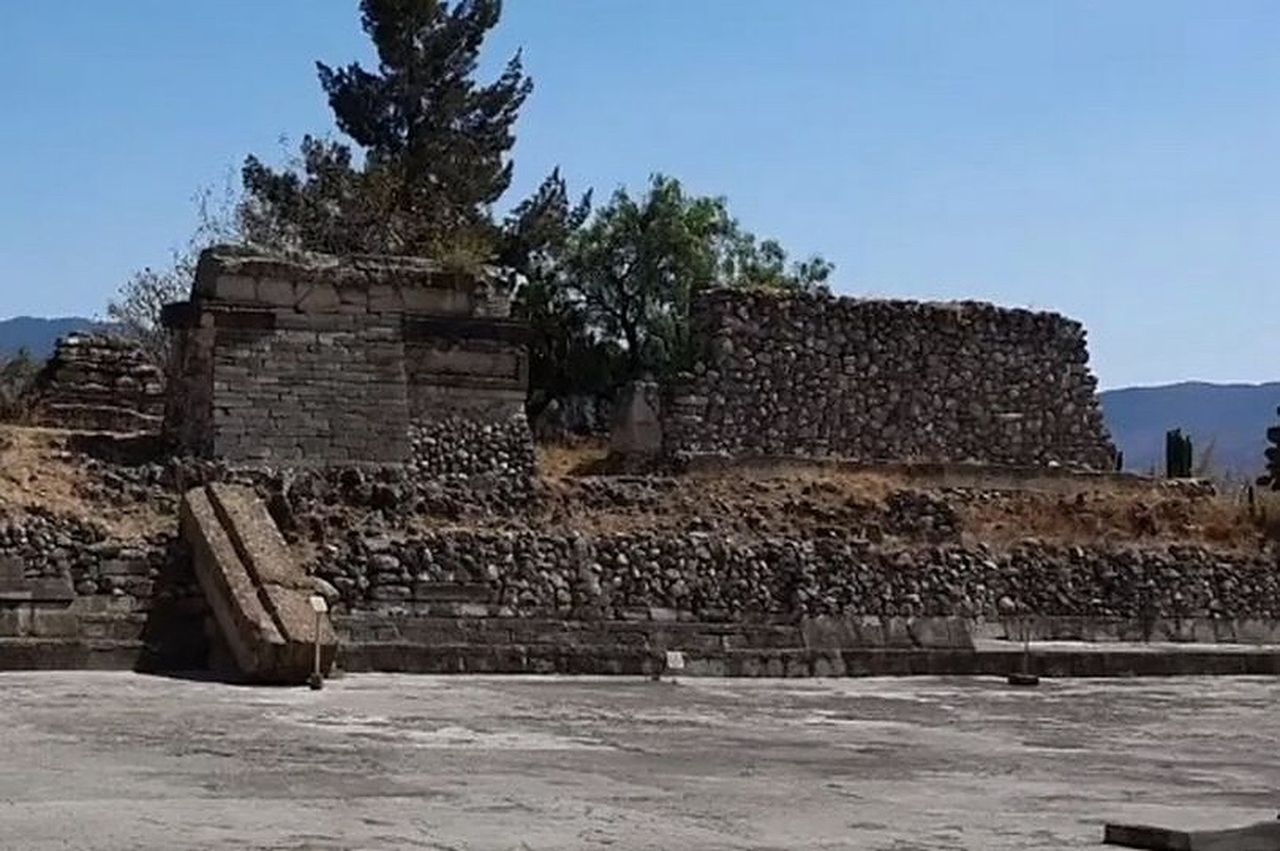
xmin=1100 ymin=381 xmax=1280 ymax=479
xmin=0 ymin=316 xmax=103 ymax=358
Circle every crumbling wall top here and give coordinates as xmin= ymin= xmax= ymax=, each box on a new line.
xmin=189 ymin=245 xmax=512 ymax=317
xmin=695 ymin=286 xmax=1087 ymax=339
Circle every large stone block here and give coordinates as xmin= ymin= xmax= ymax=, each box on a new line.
xmin=182 ymin=485 xmax=336 ymax=684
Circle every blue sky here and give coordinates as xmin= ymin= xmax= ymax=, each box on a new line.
xmin=2 ymin=1 xmax=1278 ymax=389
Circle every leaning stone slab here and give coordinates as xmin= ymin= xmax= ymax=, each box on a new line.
xmin=181 ymin=484 xmax=336 ymax=683
xmin=1104 ymin=819 xmax=1280 ymax=850
xmin=181 ymin=488 xmax=287 ymax=679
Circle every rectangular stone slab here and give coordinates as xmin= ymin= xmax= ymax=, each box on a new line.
xmin=180 ymin=489 xmax=287 ymax=679
xmin=206 ymin=483 xmax=313 ymax=591
xmin=206 ymin=484 xmax=338 ymax=665
xmin=1105 ymin=820 xmax=1280 ymax=850
xmin=181 ymin=485 xmax=336 ymax=683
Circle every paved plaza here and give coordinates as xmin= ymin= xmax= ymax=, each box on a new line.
xmin=0 ymin=672 xmax=1276 ymax=849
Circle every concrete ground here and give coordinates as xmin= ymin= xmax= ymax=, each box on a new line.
xmin=0 ymin=674 xmax=1276 ymax=850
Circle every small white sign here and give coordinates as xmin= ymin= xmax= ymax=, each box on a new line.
xmin=665 ymin=651 xmax=686 ymax=671
xmin=309 ymin=595 xmax=329 ymax=615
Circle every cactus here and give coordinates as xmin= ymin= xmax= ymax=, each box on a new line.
xmin=1259 ymin=405 xmax=1280 ymax=490
xmin=1165 ymin=428 xmax=1193 ymax=479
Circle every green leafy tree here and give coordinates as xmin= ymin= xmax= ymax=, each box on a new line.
xmin=502 ymin=170 xmax=607 ymax=417
xmin=241 ymin=0 xmax=532 ymax=261
xmin=563 ymin=174 xmax=832 ymax=387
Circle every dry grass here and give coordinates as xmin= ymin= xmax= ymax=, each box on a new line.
xmin=957 ymin=488 xmax=1268 ymax=552
xmin=534 ymin=442 xmax=1273 ymax=551
xmin=0 ymin=425 xmax=169 ymax=541
xmin=0 ymin=426 xmax=1271 ymax=552
xmin=535 ymin=439 xmax=611 ymax=478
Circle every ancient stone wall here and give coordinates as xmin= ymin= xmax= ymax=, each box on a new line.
xmin=205 ymin=313 xmax=410 ymax=464
xmin=313 ymin=530 xmax=1280 ymax=623
xmin=162 ymin=247 xmax=532 ymax=473
xmin=4 ymin=486 xmax=1280 ymax=676
xmin=663 ymin=289 xmax=1115 ymax=469
xmin=31 ymin=334 xmax=164 ymax=433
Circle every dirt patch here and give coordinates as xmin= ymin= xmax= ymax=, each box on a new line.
xmin=0 ymin=425 xmax=170 ymax=541
xmin=0 ymin=426 xmax=1270 ymax=553
xmin=536 ymin=439 xmax=611 ymax=478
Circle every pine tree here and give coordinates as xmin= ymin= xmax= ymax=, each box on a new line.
xmin=241 ymin=0 xmax=531 ymax=259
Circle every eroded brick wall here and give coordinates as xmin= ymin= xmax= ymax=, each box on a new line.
xmin=210 ymin=313 xmax=409 ymax=464
xmin=32 ymin=334 xmax=164 ymax=433
xmin=163 ymin=247 xmax=533 ymax=472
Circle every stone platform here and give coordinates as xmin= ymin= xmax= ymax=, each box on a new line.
xmin=0 ymin=672 xmax=1275 ymax=849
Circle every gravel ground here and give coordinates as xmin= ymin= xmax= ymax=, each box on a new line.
xmin=0 ymin=673 xmax=1276 ymax=850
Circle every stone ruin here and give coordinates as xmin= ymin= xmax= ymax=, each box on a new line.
xmin=161 ymin=246 xmax=534 ymax=474
xmin=30 ymin=333 xmax=165 ymax=433
xmin=12 ymin=250 xmax=1270 ymax=683
xmin=647 ymin=287 xmax=1116 ymax=470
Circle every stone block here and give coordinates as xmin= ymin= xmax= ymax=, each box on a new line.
xmin=31 ymin=608 xmax=79 ymax=638
xmin=367 ymin=285 xmax=402 ymax=312
xmin=609 ymin=379 xmax=664 ymax=459
xmin=182 ymin=485 xmax=336 ymax=684
xmin=213 ymin=275 xmax=257 ymax=302
xmin=812 ymin=651 xmax=847 ymax=677
xmin=801 ymin=615 xmax=854 ymax=649
xmin=296 ymin=282 xmax=340 ymax=313
xmin=848 ymin=615 xmax=886 ymax=647
xmin=255 ymin=278 xmax=297 ymax=307
xmin=0 ymin=608 xmax=25 ymax=637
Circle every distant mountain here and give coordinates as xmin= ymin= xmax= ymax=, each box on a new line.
xmin=1100 ymin=381 xmax=1280 ymax=479
xmin=0 ymin=316 xmax=106 ymax=359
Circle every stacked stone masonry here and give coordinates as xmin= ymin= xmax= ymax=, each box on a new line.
xmin=5 ymin=498 xmax=1280 ymax=649
xmin=313 ymin=530 xmax=1280 ymax=622
xmin=162 ymin=246 xmax=534 ymax=474
xmin=32 ymin=334 xmax=164 ymax=433
xmin=664 ymin=289 xmax=1116 ymax=469
xmin=5 ymin=464 xmax=1280 ymax=675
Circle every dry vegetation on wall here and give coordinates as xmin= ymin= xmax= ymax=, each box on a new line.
xmin=0 ymin=426 xmax=171 ymax=541
xmin=529 ymin=442 xmax=1272 ymax=552
xmin=0 ymin=423 xmax=1274 ymax=570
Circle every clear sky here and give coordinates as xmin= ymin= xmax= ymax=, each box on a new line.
xmin=2 ymin=1 xmax=1278 ymax=389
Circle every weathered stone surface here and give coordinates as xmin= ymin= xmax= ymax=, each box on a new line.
xmin=409 ymin=412 xmax=535 ymax=478
xmin=309 ymin=526 xmax=1280 ymax=626
xmin=609 ymin=379 xmax=663 ymax=459
xmin=29 ymin=334 xmax=164 ymax=433
xmin=663 ymin=289 xmax=1116 ymax=470
xmin=181 ymin=487 xmax=285 ymax=678
xmin=163 ymin=246 xmax=532 ymax=468
xmin=181 ymin=485 xmax=335 ymax=683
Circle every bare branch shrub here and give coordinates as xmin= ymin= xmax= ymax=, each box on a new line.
xmin=106 ymin=181 xmax=245 ymax=366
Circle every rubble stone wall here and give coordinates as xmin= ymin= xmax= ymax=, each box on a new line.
xmin=664 ymin=289 xmax=1116 ymax=469
xmin=314 ymin=529 xmax=1280 ymax=623
xmin=3 ymin=497 xmax=1279 ymax=675
xmin=32 ymin=334 xmax=164 ymax=433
